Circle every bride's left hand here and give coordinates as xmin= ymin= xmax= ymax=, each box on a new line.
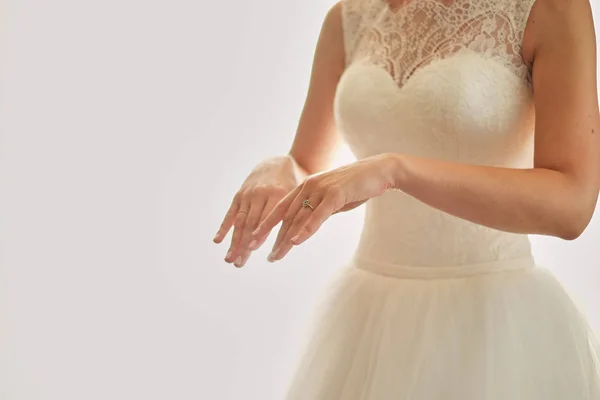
xmin=249 ymin=153 xmax=398 ymax=262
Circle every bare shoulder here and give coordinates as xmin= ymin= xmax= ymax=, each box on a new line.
xmin=330 ymin=0 xmax=344 ymax=15
xmin=315 ymin=1 xmax=345 ymax=70
xmin=524 ymin=0 xmax=596 ymax=62
xmin=324 ymin=1 xmax=344 ymax=30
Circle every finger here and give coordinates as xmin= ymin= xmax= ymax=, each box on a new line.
xmin=271 ymin=195 xmax=327 ymax=261
xmin=213 ymin=194 xmax=240 ymax=243
xmin=234 ymin=249 xmax=252 ymax=268
xmin=290 ymin=198 xmax=336 ymax=246
xmin=237 ymin=196 xmax=276 ymax=266
xmin=268 ymin=193 xmax=319 ymax=262
xmin=252 ymin=185 xmax=301 ymax=239
xmin=267 ymin=190 xmax=305 ymax=259
xmin=248 ymin=197 xmax=279 ymax=251
xmin=224 ymin=201 xmax=251 ymax=263
xmin=235 ymin=196 xmax=267 ymax=260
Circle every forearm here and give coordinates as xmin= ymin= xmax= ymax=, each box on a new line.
xmin=386 ymin=153 xmax=597 ymax=240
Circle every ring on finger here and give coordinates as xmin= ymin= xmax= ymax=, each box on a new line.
xmin=302 ymin=198 xmax=315 ymax=211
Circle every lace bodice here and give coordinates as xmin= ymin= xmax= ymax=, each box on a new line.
xmin=334 ymin=0 xmax=538 ymax=268
xmin=342 ymin=0 xmax=535 ymax=88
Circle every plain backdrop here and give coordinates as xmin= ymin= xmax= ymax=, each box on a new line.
xmin=1 ymin=0 xmax=599 ymax=399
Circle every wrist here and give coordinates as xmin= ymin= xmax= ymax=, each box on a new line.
xmin=381 ymin=152 xmax=408 ymax=191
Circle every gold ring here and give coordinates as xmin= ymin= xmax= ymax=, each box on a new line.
xmin=302 ymin=199 xmax=314 ymax=210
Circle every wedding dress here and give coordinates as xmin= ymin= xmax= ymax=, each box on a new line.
xmin=283 ymin=0 xmax=600 ymax=398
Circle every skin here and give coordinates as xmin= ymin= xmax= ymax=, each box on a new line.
xmin=217 ymin=0 xmax=600 ymax=267
xmin=213 ymin=3 xmax=345 ymax=267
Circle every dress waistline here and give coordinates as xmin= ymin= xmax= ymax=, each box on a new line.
xmin=352 ymin=254 xmax=536 ymax=279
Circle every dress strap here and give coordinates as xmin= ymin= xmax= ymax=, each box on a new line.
xmin=340 ymin=0 xmax=383 ymax=65
xmin=340 ymin=0 xmax=362 ymax=65
xmin=511 ymin=0 xmax=539 ymax=39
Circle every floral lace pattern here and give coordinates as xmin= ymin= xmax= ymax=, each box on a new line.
xmin=342 ymin=0 xmax=536 ymax=88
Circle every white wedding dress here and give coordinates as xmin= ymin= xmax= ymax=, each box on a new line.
xmin=283 ymin=0 xmax=600 ymax=398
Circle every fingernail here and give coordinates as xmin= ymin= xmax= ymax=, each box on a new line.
xmin=267 ymin=250 xmax=277 ymax=262
xmin=225 ymin=251 xmax=233 ymax=261
xmin=234 ymin=256 xmax=242 ymax=267
xmin=213 ymin=234 xmax=220 ymax=242
xmin=249 ymin=240 xmax=257 ymax=249
xmin=291 ymin=235 xmax=300 ymax=244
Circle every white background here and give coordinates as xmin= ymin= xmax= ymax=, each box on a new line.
xmin=1 ymin=0 xmax=599 ymax=399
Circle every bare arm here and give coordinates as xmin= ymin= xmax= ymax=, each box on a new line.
xmin=214 ymin=3 xmax=346 ymax=267
xmin=288 ymin=2 xmax=346 ymax=177
xmin=252 ymin=0 xmax=599 ymax=260
xmin=386 ymin=0 xmax=599 ymax=240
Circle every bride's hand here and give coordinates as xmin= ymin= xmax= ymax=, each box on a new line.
xmin=214 ymin=155 xmax=302 ymax=268
xmin=251 ymin=153 xmax=397 ymax=262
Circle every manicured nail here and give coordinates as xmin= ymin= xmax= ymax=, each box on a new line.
xmin=225 ymin=251 xmax=233 ymax=261
xmin=213 ymin=234 xmax=220 ymax=242
xmin=234 ymin=256 xmax=242 ymax=267
xmin=267 ymin=250 xmax=277 ymax=262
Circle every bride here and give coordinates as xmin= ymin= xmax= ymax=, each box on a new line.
xmin=214 ymin=0 xmax=600 ymax=397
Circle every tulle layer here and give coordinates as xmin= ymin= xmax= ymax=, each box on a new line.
xmin=284 ymin=259 xmax=600 ymax=400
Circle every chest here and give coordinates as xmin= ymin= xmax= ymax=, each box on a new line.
xmin=348 ymin=0 xmax=532 ymax=88
xmin=333 ymin=50 xmax=535 ymax=164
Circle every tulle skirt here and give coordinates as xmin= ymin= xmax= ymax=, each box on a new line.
xmin=284 ymin=256 xmax=600 ymax=399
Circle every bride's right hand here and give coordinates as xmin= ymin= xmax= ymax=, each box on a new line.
xmin=213 ymin=155 xmax=304 ymax=268
xmin=213 ymin=1 xmax=345 ymax=268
